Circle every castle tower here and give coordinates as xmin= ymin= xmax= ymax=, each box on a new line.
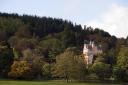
xmin=83 ymin=41 xmax=102 ymax=65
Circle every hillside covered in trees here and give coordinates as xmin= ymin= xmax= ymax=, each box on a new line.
xmin=0 ymin=12 xmax=127 ymax=82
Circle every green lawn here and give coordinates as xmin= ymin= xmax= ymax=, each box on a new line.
xmin=0 ymin=80 xmax=121 ymax=85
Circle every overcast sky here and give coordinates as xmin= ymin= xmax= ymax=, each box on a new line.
xmin=0 ymin=0 xmax=128 ymax=38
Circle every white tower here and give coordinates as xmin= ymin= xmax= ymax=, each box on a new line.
xmin=83 ymin=41 xmax=102 ymax=65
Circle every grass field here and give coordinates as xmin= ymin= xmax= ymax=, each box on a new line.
xmin=0 ymin=80 xmax=121 ymax=85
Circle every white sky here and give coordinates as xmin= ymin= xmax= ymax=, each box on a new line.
xmin=0 ymin=0 xmax=128 ymax=38
xmin=86 ymin=3 xmax=128 ymax=38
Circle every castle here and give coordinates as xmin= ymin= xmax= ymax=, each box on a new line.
xmin=83 ymin=41 xmax=102 ymax=64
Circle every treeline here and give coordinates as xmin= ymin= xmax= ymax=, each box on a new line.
xmin=0 ymin=12 xmax=127 ymax=82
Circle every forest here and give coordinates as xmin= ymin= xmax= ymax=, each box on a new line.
xmin=0 ymin=12 xmax=127 ymax=82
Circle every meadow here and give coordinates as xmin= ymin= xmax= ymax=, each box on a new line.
xmin=0 ymin=80 xmax=121 ymax=85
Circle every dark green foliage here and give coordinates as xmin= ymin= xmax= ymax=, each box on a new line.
xmin=113 ymin=66 xmax=128 ymax=82
xmin=113 ymin=46 xmax=128 ymax=82
xmin=91 ymin=62 xmax=111 ymax=80
xmin=53 ymin=47 xmax=88 ymax=82
xmin=0 ymin=17 xmax=24 ymax=39
xmin=42 ymin=63 xmax=52 ymax=79
xmin=0 ymin=42 xmax=14 ymax=78
xmin=0 ymin=12 xmax=127 ymax=81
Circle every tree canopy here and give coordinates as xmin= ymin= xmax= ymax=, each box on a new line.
xmin=0 ymin=12 xmax=127 ymax=81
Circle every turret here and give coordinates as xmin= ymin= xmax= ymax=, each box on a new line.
xmin=83 ymin=43 xmax=88 ymax=54
xmin=91 ymin=41 xmax=94 ymax=48
xmin=83 ymin=40 xmax=102 ymax=65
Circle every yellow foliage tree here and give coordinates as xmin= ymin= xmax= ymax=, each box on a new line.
xmin=8 ymin=60 xmax=34 ymax=79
